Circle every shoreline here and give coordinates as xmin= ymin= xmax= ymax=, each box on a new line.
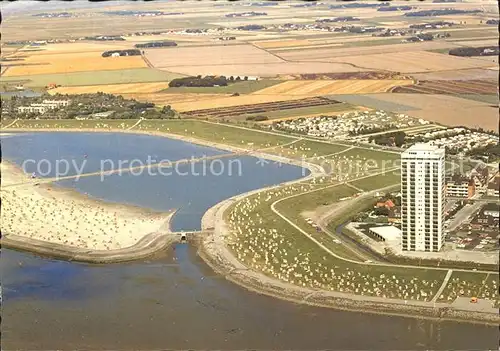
xmin=1 ymin=159 xmax=178 ymax=263
xmin=2 ymin=127 xmax=498 ymax=324
xmin=199 ymin=188 xmax=500 ymax=326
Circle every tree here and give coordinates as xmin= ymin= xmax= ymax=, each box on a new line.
xmin=229 ymin=76 xmax=234 ymax=81
xmin=235 ymin=76 xmax=241 ymax=81
xmin=393 ymin=131 xmax=406 ymax=147
xmin=244 ymin=76 xmax=248 ymax=81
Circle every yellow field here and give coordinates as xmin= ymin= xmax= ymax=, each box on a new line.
xmin=252 ymin=80 xmax=413 ymax=95
xmin=253 ymin=39 xmax=312 ymax=49
xmin=119 ymin=92 xmax=308 ymax=111
xmin=48 ymin=82 xmax=171 ymax=95
xmin=4 ymin=51 xmax=146 ymax=76
xmin=329 ymin=51 xmax=493 ymax=73
xmin=17 ymin=42 xmax=133 ymax=55
xmin=119 ymin=93 xmax=231 ymax=109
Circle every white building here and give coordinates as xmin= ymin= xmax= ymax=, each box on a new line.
xmin=17 ymin=105 xmax=48 ymax=114
xmin=401 ymin=143 xmax=445 ymax=252
xmin=42 ymin=99 xmax=70 ymax=107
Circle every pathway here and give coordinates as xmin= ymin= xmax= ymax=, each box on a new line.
xmin=127 ymin=118 xmax=143 ymax=130
xmin=2 ymin=118 xmax=19 ymax=129
xmin=432 ymin=269 xmax=454 ymax=302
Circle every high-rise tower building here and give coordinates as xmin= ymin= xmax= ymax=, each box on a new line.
xmin=401 ymin=144 xmax=445 ymax=252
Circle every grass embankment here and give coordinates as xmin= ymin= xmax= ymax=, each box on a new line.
xmin=437 ymin=271 xmax=499 ymax=305
xmin=163 ymin=80 xmax=281 ymax=94
xmin=237 ymin=103 xmax=354 ymax=121
xmin=226 ymin=179 xmax=447 ymax=300
xmin=1 ymin=68 xmax=185 ymax=87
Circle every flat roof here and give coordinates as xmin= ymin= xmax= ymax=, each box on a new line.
xmin=369 ymin=226 xmax=401 ymax=242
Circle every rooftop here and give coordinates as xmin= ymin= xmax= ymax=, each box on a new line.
xmin=369 ymin=225 xmax=401 ymax=242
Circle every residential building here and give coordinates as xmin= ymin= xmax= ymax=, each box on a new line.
xmin=42 ymin=99 xmax=70 ymax=107
xmin=445 ymin=174 xmax=476 ymax=198
xmin=17 ymin=105 xmax=48 ymax=114
xmin=487 ymin=175 xmax=500 ymax=197
xmin=401 ymin=143 xmax=445 ymax=252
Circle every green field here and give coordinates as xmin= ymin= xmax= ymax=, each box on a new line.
xmin=237 ymin=103 xmax=355 ymax=121
xmin=163 ymin=80 xmax=281 ymax=94
xmin=227 ymin=179 xmax=448 ymax=300
xmin=437 ymin=271 xmax=499 ymax=303
xmin=1 ymin=68 xmax=185 ymax=87
xmin=348 ymin=171 xmax=401 ymax=191
xmin=454 ymin=94 xmax=498 ymax=105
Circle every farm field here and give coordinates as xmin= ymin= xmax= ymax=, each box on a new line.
xmin=180 ymin=96 xmax=343 ymax=118
xmin=392 ymin=80 xmax=498 ymax=95
xmin=236 ymin=103 xmax=357 ymax=122
xmin=3 ymin=51 xmax=147 ymax=76
xmin=360 ymin=93 xmax=499 ymax=132
xmin=157 ymin=62 xmax=365 ymax=77
xmin=328 ymin=51 xmax=494 ymax=73
xmin=170 ymin=94 xmax=325 ymax=112
xmin=252 ymin=39 xmax=313 ymax=49
xmin=145 ymin=44 xmax=283 ymax=68
xmin=163 ymin=80 xmax=281 ymax=94
xmin=48 ymin=82 xmax=172 ymax=95
xmin=14 ymin=42 xmax=134 ymax=55
xmin=1 ymin=68 xmax=184 ymax=87
xmin=412 ymin=68 xmax=499 ymax=81
xmin=254 ymin=80 xmax=413 ymax=96
xmin=274 ymin=41 xmax=462 ymax=61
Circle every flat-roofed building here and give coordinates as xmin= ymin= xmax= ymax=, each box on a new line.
xmin=401 ymin=143 xmax=445 ymax=252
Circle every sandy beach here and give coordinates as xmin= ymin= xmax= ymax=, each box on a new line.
xmin=1 ymin=161 xmax=173 ymax=252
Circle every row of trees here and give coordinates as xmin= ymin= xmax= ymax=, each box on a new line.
xmin=169 ymin=75 xmax=249 ymax=88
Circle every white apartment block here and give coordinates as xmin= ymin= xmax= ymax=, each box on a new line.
xmin=401 ymin=144 xmax=445 ymax=252
xmin=42 ymin=99 xmax=70 ymax=107
xmin=17 ymin=105 xmax=48 ymax=114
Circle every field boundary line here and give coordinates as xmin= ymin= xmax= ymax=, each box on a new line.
xmin=432 ymin=269 xmax=453 ymax=302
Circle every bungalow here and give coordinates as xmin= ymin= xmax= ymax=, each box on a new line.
xmin=376 ymin=199 xmax=395 ymax=209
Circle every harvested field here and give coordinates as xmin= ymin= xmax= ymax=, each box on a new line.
xmin=275 ymin=41 xmax=461 ymax=61
xmin=145 ymin=44 xmax=283 ymax=68
xmin=3 ymin=51 xmax=147 ymax=76
xmin=392 ymin=80 xmax=498 ymax=95
xmin=253 ymin=80 xmax=413 ymax=96
xmin=48 ymin=82 xmax=172 ymax=95
xmin=360 ymin=93 xmax=499 ymax=132
xmin=172 ymin=94 xmax=312 ymax=112
xmin=1 ymin=68 xmax=184 ymax=87
xmin=118 ymin=93 xmax=230 ymax=108
xmin=412 ymin=68 xmax=499 ymax=81
xmin=160 ymin=62 xmax=365 ymax=77
xmin=180 ymin=97 xmax=342 ymax=118
xmin=253 ymin=39 xmax=312 ymax=49
xmin=16 ymin=42 xmax=133 ymax=55
xmin=329 ymin=51 xmax=493 ymax=73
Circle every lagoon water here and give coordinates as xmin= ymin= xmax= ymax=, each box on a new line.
xmin=1 ymin=132 xmax=497 ymax=349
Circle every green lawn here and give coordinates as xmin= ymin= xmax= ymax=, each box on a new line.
xmin=1 ymin=68 xmax=186 ymax=87
xmin=348 ymin=171 xmax=401 ymax=191
xmin=163 ymin=80 xmax=280 ymax=94
xmin=437 ymin=271 xmax=499 ymax=302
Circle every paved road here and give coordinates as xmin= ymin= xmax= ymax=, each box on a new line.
xmin=447 ymin=202 xmax=483 ymax=232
